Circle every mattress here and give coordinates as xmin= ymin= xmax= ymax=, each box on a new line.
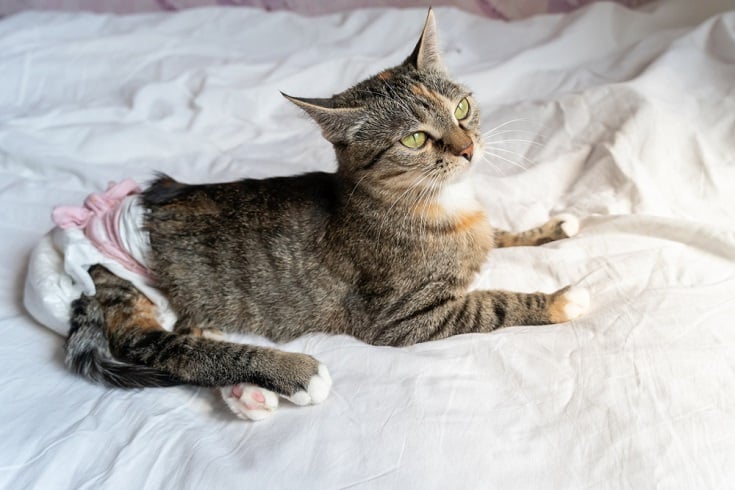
xmin=2 ymin=1 xmax=735 ymax=488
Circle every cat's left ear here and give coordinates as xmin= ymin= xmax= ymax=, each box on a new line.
xmin=282 ymin=93 xmax=364 ymax=144
xmin=403 ymin=8 xmax=446 ymax=73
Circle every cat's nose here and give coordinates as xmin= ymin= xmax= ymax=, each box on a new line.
xmin=445 ymin=130 xmax=474 ymax=161
xmin=457 ymin=141 xmax=474 ymax=161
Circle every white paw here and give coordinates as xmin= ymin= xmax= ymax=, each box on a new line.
xmin=561 ymin=287 xmax=590 ymax=321
xmin=221 ymin=383 xmax=279 ymax=421
xmin=285 ymin=364 xmax=332 ymax=406
xmin=553 ymin=213 xmax=580 ymax=237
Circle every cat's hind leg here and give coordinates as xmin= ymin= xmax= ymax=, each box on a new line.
xmin=176 ymin=315 xmax=331 ymax=421
xmin=65 ymin=266 xmax=181 ymax=388
xmin=494 ymin=214 xmax=579 ymax=247
xmin=76 ymin=266 xmax=333 ymax=418
xmin=178 ymin=323 xmax=281 ymax=421
xmin=175 ymin=323 xmax=227 ymax=341
xmin=219 ymin=364 xmax=333 ymax=421
xmin=220 ymin=364 xmax=332 ymax=421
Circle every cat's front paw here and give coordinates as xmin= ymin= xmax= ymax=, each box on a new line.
xmin=548 ymin=286 xmax=590 ymax=323
xmin=546 ymin=213 xmax=580 ymax=239
xmin=221 ymin=383 xmax=279 ymax=421
xmin=285 ymin=364 xmax=332 ymax=406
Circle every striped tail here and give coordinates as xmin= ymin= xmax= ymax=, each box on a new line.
xmin=64 ymin=294 xmax=181 ymax=388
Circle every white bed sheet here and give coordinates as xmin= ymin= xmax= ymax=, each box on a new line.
xmin=2 ymin=2 xmax=735 ymax=488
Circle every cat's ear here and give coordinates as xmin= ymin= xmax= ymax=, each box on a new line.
xmin=403 ymin=8 xmax=445 ymax=73
xmin=282 ymin=93 xmax=363 ymax=144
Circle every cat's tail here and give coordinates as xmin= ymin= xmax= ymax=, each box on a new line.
xmin=64 ymin=294 xmax=181 ymax=388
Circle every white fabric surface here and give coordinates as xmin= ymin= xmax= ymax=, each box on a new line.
xmin=2 ymin=1 xmax=735 ymax=488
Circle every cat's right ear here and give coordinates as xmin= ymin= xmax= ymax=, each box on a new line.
xmin=282 ymin=93 xmax=364 ymax=144
xmin=403 ymin=8 xmax=446 ymax=73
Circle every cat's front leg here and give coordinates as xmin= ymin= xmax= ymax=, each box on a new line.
xmin=372 ymin=286 xmax=590 ymax=346
xmin=494 ymin=214 xmax=580 ymax=247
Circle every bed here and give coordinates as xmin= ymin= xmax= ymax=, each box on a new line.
xmin=2 ymin=1 xmax=735 ymax=488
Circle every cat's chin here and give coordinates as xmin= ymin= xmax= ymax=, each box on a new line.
xmin=443 ymin=160 xmax=476 ymax=186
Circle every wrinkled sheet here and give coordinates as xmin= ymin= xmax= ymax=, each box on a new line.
xmin=2 ymin=2 xmax=735 ymax=488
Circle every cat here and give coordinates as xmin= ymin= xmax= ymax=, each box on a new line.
xmin=64 ymin=9 xmax=589 ymax=421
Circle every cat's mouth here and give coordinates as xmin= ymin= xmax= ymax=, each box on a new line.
xmin=442 ymin=137 xmax=482 ymax=181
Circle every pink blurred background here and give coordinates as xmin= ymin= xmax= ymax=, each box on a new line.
xmin=0 ymin=0 xmax=653 ymax=19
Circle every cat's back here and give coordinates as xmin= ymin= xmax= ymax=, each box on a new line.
xmin=143 ymin=171 xmax=339 ymax=228
xmin=143 ymin=171 xmax=343 ymax=269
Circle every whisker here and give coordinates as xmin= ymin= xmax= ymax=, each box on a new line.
xmin=422 ymin=175 xmax=441 ymax=261
xmin=377 ymin=172 xmax=431 ymax=243
xmin=483 ymin=151 xmax=533 ymax=170
xmin=409 ymin=173 xmax=440 ymax=262
xmin=483 ymin=146 xmax=537 ymax=167
xmin=485 ymin=138 xmax=544 ymax=148
xmin=481 ymin=118 xmax=530 ymax=138
xmin=345 ymin=174 xmax=370 ymax=206
xmin=479 ymin=155 xmax=505 ymax=175
xmin=404 ymin=173 xmax=433 ymax=239
xmin=482 ymin=128 xmax=543 ymax=139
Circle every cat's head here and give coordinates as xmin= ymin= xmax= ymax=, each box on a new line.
xmin=284 ymin=9 xmax=482 ymax=200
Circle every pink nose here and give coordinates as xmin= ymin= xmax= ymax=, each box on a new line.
xmin=457 ymin=141 xmax=474 ymax=161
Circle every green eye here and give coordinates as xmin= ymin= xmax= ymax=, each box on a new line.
xmin=454 ymin=97 xmax=470 ymax=120
xmin=400 ymin=131 xmax=427 ymax=149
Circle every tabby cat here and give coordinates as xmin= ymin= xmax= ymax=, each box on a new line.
xmin=65 ymin=10 xmax=589 ymax=421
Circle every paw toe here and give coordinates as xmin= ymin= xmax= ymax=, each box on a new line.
xmin=553 ymin=213 xmax=580 ymax=238
xmin=285 ymin=363 xmax=332 ymax=406
xmin=562 ymin=287 xmax=590 ymax=320
xmin=550 ymin=286 xmax=590 ymax=323
xmin=308 ymin=364 xmax=332 ymax=404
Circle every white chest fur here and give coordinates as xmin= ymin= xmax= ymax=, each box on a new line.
xmin=437 ymin=176 xmax=482 ymax=216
